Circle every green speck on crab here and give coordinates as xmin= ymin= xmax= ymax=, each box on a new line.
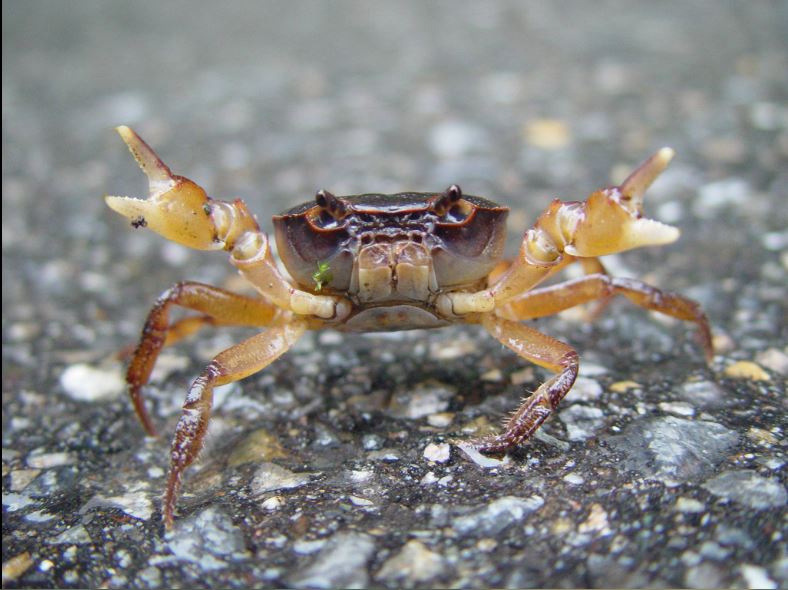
xmin=312 ymin=261 xmax=332 ymax=292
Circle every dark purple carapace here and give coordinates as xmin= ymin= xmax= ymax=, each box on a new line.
xmin=272 ymin=188 xmax=509 ymax=292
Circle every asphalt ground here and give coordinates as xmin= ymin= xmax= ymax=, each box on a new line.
xmin=3 ymin=2 xmax=786 ymax=588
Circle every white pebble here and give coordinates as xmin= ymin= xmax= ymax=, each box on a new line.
xmin=60 ymin=363 xmax=125 ymax=402
xmin=423 ymin=442 xmax=451 ymax=464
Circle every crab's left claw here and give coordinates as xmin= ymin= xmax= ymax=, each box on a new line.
xmin=565 ymin=148 xmax=680 ymax=257
xmin=105 ymin=126 xmax=223 ymax=251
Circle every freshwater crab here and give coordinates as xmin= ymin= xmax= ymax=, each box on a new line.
xmin=106 ymin=126 xmax=712 ymax=528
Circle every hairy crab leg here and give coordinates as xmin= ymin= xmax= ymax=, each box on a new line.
xmin=473 ymin=314 xmax=579 ymax=453
xmin=126 ymin=281 xmax=282 ymax=436
xmin=163 ymin=319 xmax=307 ymax=528
xmin=499 ymin=274 xmax=713 ymax=362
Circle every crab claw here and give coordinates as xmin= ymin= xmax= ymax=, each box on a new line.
xmin=565 ymin=148 xmax=680 ymax=257
xmin=105 ymin=126 xmax=222 ymax=251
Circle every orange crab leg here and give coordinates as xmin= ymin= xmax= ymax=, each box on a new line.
xmin=500 ymin=274 xmax=713 ymax=362
xmin=126 ymin=281 xmax=282 ymax=436
xmin=163 ymin=319 xmax=307 ymax=528
xmin=474 ymin=314 xmax=579 ymax=453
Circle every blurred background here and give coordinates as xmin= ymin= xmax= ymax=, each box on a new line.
xmin=3 ymin=2 xmax=786 ymax=588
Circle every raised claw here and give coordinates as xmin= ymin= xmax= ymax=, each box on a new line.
xmin=105 ymin=126 xmax=223 ymax=250
xmin=564 ymin=148 xmax=680 ymax=257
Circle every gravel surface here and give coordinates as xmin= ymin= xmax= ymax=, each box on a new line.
xmin=3 ymin=2 xmax=786 ymax=588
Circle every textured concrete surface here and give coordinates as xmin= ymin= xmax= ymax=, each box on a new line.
xmin=3 ymin=2 xmax=786 ymax=588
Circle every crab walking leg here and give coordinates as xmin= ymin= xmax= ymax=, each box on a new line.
xmin=500 ymin=274 xmax=713 ymax=362
xmin=127 ymin=282 xmax=282 ymax=436
xmin=577 ymin=258 xmax=614 ymax=320
xmin=473 ymin=314 xmax=579 ymax=453
xmin=163 ymin=319 xmax=307 ymax=528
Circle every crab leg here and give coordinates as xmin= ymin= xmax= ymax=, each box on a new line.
xmin=163 ymin=319 xmax=307 ymax=528
xmin=126 ymin=282 xmax=283 ymax=436
xmin=499 ymin=274 xmax=713 ymax=362
xmin=473 ymin=315 xmax=579 ymax=453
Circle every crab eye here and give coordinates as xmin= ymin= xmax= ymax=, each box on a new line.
xmin=310 ymin=189 xmax=349 ymax=229
xmin=431 ymin=185 xmax=462 ymax=215
xmin=432 ymin=185 xmax=472 ymax=224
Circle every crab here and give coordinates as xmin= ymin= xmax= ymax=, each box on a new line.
xmin=105 ymin=126 xmax=712 ymax=528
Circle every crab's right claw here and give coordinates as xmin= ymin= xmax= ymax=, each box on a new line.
xmin=105 ymin=126 xmax=221 ymax=251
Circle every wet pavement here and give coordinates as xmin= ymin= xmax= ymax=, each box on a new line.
xmin=2 ymin=2 xmax=786 ymax=588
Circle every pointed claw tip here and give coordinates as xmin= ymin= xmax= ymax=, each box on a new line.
xmin=656 ymin=147 xmax=675 ymax=166
xmin=629 ymin=218 xmax=680 ymax=247
xmin=115 ymin=125 xmax=136 ymax=144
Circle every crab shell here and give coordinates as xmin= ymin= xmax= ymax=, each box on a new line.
xmin=272 ymin=191 xmax=509 ymax=305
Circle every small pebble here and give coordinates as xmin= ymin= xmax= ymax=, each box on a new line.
xmin=480 ymin=368 xmax=503 ymax=382
xmin=60 ymin=363 xmax=124 ymax=402
xmin=375 ymin=540 xmax=446 ymax=583
xmin=694 ymin=178 xmax=750 ymax=217
xmin=578 ymin=503 xmax=611 ymax=536
xmin=423 ymin=442 xmax=451 ymax=464
xmin=476 ymin=538 xmax=498 ymax=552
xmin=250 ymin=463 xmax=312 ymax=495
xmin=348 ymin=469 xmax=373 ymax=483
xmin=288 ymin=532 xmax=375 ymax=589
xmin=48 ymin=525 xmax=92 ymax=545
xmin=609 ymin=380 xmax=640 ymax=393
xmin=420 ymin=471 xmax=439 ymax=485
xmin=9 ymin=469 xmax=40 ymax=492
xmin=427 ymin=412 xmax=454 ymax=428
xmin=510 ymin=367 xmax=535 ymax=385
xmin=658 ymin=401 xmax=695 ymax=417
xmin=26 ymin=452 xmax=74 ymax=469
xmin=454 ymin=495 xmax=544 ymax=535
xmin=391 ymin=383 xmax=453 ymax=419
xmin=149 ymin=353 xmax=190 ymax=383
xmin=456 ymin=443 xmax=511 ymax=468
xmin=569 ymin=377 xmax=603 ymax=402
xmin=674 ymin=497 xmax=706 ymax=513
xmin=712 ymin=332 xmax=736 ymax=353
xmin=2 ymin=552 xmax=33 ymax=584
xmin=428 ymin=120 xmax=487 ymax=158
xmin=740 ymin=564 xmax=777 ymax=589
xmin=563 ymin=473 xmax=585 ymax=485
xmin=747 ymin=427 xmax=778 ymax=446
xmin=80 ymin=492 xmax=154 ymax=521
xmin=261 ymin=496 xmax=284 ymax=511
xmin=703 ymin=471 xmax=787 ymax=509
xmin=724 ymin=361 xmax=770 ymax=381
xmin=755 ymin=348 xmax=788 ymax=375
xmin=524 ymin=119 xmax=571 ymax=150
xmin=429 ymin=339 xmax=476 ymax=360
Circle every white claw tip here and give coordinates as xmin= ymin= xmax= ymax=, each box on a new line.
xmin=655 ymin=147 xmax=675 ymax=167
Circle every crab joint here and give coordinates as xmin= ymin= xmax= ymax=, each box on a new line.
xmin=436 ymin=291 xmax=495 ymax=317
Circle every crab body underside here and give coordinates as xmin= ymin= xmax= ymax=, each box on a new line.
xmin=105 ymin=126 xmax=712 ymax=528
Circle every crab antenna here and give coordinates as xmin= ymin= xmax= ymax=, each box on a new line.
xmin=315 ymin=189 xmax=348 ymax=219
xmin=115 ymin=125 xmax=177 ymax=197
xmin=431 ymin=184 xmax=462 ymax=215
xmin=619 ymin=148 xmax=675 ymax=213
